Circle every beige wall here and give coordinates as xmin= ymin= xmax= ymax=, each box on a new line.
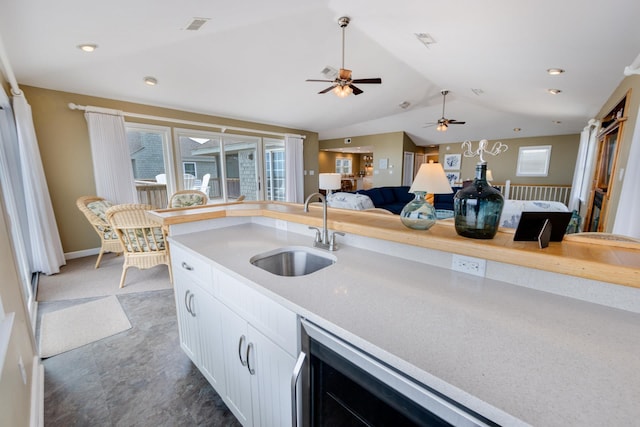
xmin=437 ymin=134 xmax=580 ymax=185
xmin=0 ymin=190 xmax=37 ymax=427
xmin=21 ymin=85 xmax=319 ymax=254
xmin=320 ymin=131 xmax=420 ymax=187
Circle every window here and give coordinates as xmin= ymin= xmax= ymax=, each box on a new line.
xmin=336 ymin=157 xmax=352 ymax=174
xmin=126 ymin=123 xmax=172 ymax=208
xmin=265 ymin=138 xmax=285 ymax=201
xmin=183 ymin=162 xmax=196 ymax=177
xmin=516 ymin=145 xmax=551 ymax=177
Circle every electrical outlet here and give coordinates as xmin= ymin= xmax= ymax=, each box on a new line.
xmin=451 ymin=254 xmax=486 ymax=277
xmin=275 ymin=220 xmax=287 ymax=231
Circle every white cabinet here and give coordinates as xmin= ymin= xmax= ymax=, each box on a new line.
xmin=171 ymin=242 xmax=299 ymax=427
xmin=172 ymin=245 xmax=226 ymax=392
xmin=219 ymin=301 xmax=297 ymax=427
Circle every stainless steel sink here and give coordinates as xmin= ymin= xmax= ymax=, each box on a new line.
xmin=250 ymin=246 xmax=336 ymax=277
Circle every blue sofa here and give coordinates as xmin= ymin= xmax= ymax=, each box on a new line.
xmin=356 ymin=186 xmax=462 ymax=215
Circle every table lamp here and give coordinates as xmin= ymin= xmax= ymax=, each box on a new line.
xmin=319 ymin=173 xmax=341 ymax=195
xmin=400 ymin=162 xmax=453 ymax=230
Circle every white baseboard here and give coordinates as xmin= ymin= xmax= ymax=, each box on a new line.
xmin=65 ymin=248 xmax=99 ymax=260
xmin=30 ymin=356 xmax=44 ymax=427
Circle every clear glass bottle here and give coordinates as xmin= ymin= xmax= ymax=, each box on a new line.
xmin=454 ymin=162 xmax=504 ymax=239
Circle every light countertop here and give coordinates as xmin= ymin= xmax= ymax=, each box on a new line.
xmin=149 ymin=202 xmax=640 ymax=288
xmin=169 ymin=223 xmax=640 ymax=427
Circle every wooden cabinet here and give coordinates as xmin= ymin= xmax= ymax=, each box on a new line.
xmin=172 ymin=243 xmax=298 ymax=427
xmin=585 ymin=94 xmax=628 ymax=232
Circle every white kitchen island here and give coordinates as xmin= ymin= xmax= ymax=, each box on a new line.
xmin=163 ymin=211 xmax=640 ymax=427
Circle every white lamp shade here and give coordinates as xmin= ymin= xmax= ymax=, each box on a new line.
xmin=409 ymin=162 xmax=453 ymax=194
xmin=319 ymin=173 xmax=342 ymax=190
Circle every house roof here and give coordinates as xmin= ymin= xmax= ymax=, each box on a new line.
xmin=1 ymin=0 xmax=639 ymax=146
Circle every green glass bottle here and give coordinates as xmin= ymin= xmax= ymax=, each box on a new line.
xmin=454 ymin=162 xmax=504 ymax=239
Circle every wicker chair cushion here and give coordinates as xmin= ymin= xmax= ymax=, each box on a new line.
xmin=122 ymin=228 xmax=166 ymax=252
xmin=170 ymin=193 xmax=206 ymax=208
xmin=86 ymin=200 xmax=118 ymax=240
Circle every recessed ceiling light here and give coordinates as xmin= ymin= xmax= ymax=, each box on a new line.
xmin=552 ymin=120 xmax=562 ymax=124
xmin=399 ymin=101 xmax=411 ymax=109
xmin=547 ymin=88 xmax=562 ymax=95
xmin=513 ymin=128 xmax=522 ymax=132
xmin=143 ymin=76 xmax=158 ymax=86
xmin=547 ymin=68 xmax=565 ymax=75
xmin=77 ymin=44 xmax=97 ymax=52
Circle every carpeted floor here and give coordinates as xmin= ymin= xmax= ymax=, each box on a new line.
xmin=37 ymin=253 xmax=172 ymax=302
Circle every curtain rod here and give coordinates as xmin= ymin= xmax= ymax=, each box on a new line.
xmin=67 ymin=102 xmax=306 ymax=139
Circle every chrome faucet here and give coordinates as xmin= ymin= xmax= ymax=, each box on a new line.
xmin=303 ymin=192 xmax=344 ymax=251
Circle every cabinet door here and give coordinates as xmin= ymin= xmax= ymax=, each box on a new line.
xmin=248 ymin=324 xmax=296 ymax=427
xmin=220 ymin=303 xmax=253 ymax=426
xmin=191 ymin=287 xmax=226 ymax=393
xmin=174 ymin=276 xmax=199 ymax=363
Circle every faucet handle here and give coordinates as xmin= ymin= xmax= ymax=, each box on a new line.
xmin=308 ymin=226 xmax=321 ymax=243
xmin=329 ymin=231 xmax=345 ymax=251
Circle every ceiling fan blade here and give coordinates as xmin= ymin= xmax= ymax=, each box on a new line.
xmin=448 ymin=120 xmax=466 ymax=125
xmin=351 ymin=78 xmax=382 ymax=84
xmin=349 ymin=84 xmax=363 ymax=95
xmin=306 ymin=79 xmax=334 ymax=82
xmin=423 ymin=123 xmax=437 ymax=128
xmin=318 ymin=85 xmax=337 ymax=94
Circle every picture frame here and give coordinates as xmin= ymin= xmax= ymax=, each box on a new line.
xmin=443 ymin=154 xmax=461 ymax=170
xmin=378 ymin=158 xmax=388 ymax=169
xmin=445 ymin=171 xmax=460 ymax=186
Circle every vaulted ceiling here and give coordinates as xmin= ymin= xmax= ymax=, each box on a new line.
xmin=1 ymin=0 xmax=639 ymax=146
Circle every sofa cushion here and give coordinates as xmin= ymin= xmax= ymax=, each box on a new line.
xmin=360 ymin=188 xmax=385 ymax=206
xmin=327 ymin=192 xmax=375 ymax=210
xmin=379 ymin=187 xmax=396 ymax=204
xmin=392 ymin=186 xmax=414 ymax=204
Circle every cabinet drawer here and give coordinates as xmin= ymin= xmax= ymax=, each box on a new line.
xmin=171 ymin=244 xmax=216 ymax=295
xmin=215 ymin=269 xmax=298 ymax=357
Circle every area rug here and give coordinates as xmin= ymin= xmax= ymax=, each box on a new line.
xmin=37 ymin=254 xmax=172 ymax=302
xmin=39 ymin=295 xmax=132 ymax=358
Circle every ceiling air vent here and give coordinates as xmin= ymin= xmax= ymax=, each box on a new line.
xmin=184 ymin=18 xmax=210 ymax=31
xmin=320 ymin=66 xmax=338 ymax=80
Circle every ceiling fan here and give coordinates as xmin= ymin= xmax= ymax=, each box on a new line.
xmin=425 ymin=90 xmax=466 ymax=131
xmin=306 ymin=16 xmax=382 ymax=98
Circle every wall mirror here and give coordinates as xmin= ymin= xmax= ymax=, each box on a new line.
xmin=516 ymin=145 xmax=551 ymax=177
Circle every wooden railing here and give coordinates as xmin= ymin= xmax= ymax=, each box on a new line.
xmin=135 ymin=181 xmax=167 ymax=209
xmin=493 ymin=181 xmax=571 ymax=206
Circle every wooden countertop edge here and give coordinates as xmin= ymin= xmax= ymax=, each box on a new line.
xmin=148 ymin=202 xmax=640 ymax=289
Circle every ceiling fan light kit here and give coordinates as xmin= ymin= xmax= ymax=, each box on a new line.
xmin=306 ymin=16 xmax=382 ymax=98
xmin=425 ymin=90 xmax=467 ymax=131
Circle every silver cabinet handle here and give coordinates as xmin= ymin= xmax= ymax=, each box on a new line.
xmin=181 ymin=261 xmax=194 ymax=271
xmin=188 ymin=292 xmax=196 ymax=317
xmin=246 ymin=342 xmax=255 ymax=375
xmin=291 ymin=351 xmax=306 ymax=427
xmin=238 ymin=335 xmax=247 ymax=366
xmin=184 ymin=290 xmax=192 ymax=315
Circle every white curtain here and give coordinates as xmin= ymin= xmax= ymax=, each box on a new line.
xmin=12 ymin=93 xmax=65 ymax=275
xmin=612 ymin=108 xmax=640 ymax=238
xmin=568 ymin=119 xmax=599 ymax=212
xmin=0 ymin=90 xmax=34 ymax=293
xmin=84 ymin=107 xmax=137 ymax=204
xmin=284 ymin=134 xmax=304 ymax=203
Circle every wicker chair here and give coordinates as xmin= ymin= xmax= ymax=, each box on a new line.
xmin=76 ymin=196 xmax=123 ymax=268
xmin=168 ymin=189 xmax=208 ymax=208
xmin=106 ymin=204 xmax=173 ymax=288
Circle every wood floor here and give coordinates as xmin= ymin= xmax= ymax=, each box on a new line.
xmin=38 ymin=289 xmax=242 ymax=426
